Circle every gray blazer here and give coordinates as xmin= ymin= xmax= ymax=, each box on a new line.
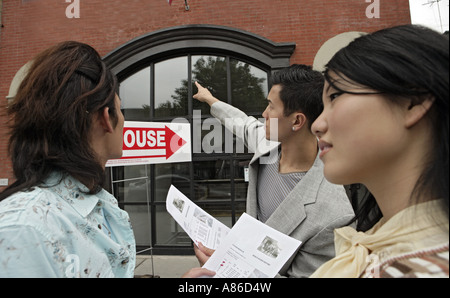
xmin=211 ymin=101 xmax=355 ymax=277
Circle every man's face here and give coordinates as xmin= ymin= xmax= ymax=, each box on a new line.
xmin=262 ymin=84 xmax=294 ymax=142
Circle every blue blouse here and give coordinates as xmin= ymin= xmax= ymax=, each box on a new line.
xmin=0 ymin=173 xmax=136 ymax=278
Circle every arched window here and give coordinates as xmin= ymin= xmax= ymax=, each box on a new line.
xmin=104 ymin=25 xmax=295 ymax=254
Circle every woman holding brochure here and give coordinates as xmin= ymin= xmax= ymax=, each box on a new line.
xmin=184 ymin=24 xmax=449 ymax=278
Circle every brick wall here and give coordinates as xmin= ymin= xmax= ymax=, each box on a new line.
xmin=0 ymin=0 xmax=411 ymax=191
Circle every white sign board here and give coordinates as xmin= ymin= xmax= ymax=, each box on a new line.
xmin=106 ymin=121 xmax=191 ymax=167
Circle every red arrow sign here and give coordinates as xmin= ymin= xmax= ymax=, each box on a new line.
xmin=106 ymin=121 xmax=191 ymax=167
xmin=122 ymin=125 xmax=187 ymax=160
xmin=164 ymin=125 xmax=187 ymax=159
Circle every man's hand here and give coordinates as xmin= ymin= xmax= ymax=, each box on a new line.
xmin=193 ymin=81 xmax=220 ymax=106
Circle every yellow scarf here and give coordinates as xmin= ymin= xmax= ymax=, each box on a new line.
xmin=310 ymin=200 xmax=449 ymax=278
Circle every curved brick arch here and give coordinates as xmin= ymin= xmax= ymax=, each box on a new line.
xmin=103 ymin=24 xmax=296 ymax=79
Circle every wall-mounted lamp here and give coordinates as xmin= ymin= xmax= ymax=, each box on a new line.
xmin=185 ymin=0 xmax=190 ymax=11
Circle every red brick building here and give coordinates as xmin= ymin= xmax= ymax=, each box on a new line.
xmin=0 ymin=0 xmax=411 ymax=254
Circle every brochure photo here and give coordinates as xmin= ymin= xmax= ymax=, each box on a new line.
xmin=202 ymin=213 xmax=302 ymax=278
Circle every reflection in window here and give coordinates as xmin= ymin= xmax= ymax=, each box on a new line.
xmin=193 ymin=159 xmax=232 ymax=202
xmin=155 ymin=205 xmax=190 ymax=246
xmin=154 ymin=163 xmax=192 ymax=202
xmin=111 ymin=164 xmax=151 ymax=247
xmin=234 ymin=160 xmax=249 ymax=201
xmin=113 ymin=53 xmax=269 ymax=254
xmin=119 ymin=67 xmax=151 ymax=121
xmin=231 ymin=59 xmax=268 ymax=114
xmin=155 ymin=57 xmax=188 ymax=118
xmin=196 ymin=118 xmax=225 ymax=154
xmin=112 ymin=165 xmax=151 ymax=204
xmin=192 ymin=56 xmax=227 ymax=115
xmin=126 ymin=205 xmax=151 ymax=246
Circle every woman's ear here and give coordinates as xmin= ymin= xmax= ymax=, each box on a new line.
xmin=405 ymin=96 xmax=435 ymax=128
xmin=99 ymin=107 xmax=114 ymax=133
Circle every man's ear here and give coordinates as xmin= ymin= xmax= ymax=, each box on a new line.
xmin=292 ymin=113 xmax=307 ymax=131
xmin=405 ymin=96 xmax=435 ymax=129
xmin=99 ymin=107 xmax=114 ymax=133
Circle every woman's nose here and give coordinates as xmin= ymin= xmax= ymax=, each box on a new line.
xmin=311 ymin=115 xmax=325 ymax=137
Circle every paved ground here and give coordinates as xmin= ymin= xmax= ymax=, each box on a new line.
xmin=134 ymin=255 xmax=199 ymax=278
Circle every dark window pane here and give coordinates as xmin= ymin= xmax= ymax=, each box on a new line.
xmin=120 ymin=67 xmax=151 ymax=121
xmin=114 ymin=53 xmax=270 ymax=253
xmin=234 ymin=202 xmax=246 ymax=220
xmin=195 ymin=118 xmax=225 ymax=154
xmin=233 ymin=159 xmax=251 ymax=200
xmin=155 ymin=57 xmax=188 ymax=118
xmin=112 ymin=166 xmax=151 ymax=204
xmin=235 ymin=182 xmax=248 ymax=201
xmin=192 ymin=55 xmax=227 ymax=115
xmin=125 ymin=179 xmax=150 ymax=204
xmin=155 ymin=205 xmax=190 ymax=246
xmin=154 ymin=163 xmax=194 ymax=202
xmin=193 ymin=159 xmax=231 ymax=202
xmin=230 ymin=59 xmax=268 ymax=114
xmin=125 ymin=205 xmax=151 ymax=247
xmin=114 ymin=166 xmax=151 ymax=203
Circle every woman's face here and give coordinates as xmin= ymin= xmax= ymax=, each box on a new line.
xmin=311 ymin=73 xmax=408 ymax=186
xmin=108 ymin=94 xmax=125 ymax=160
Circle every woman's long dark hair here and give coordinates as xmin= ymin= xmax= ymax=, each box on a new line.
xmin=325 ymin=25 xmax=449 ymax=231
xmin=0 ymin=41 xmax=119 ymax=201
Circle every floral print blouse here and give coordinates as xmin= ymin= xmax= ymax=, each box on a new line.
xmin=0 ymin=172 xmax=136 ymax=278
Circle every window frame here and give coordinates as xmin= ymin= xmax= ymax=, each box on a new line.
xmin=103 ymin=25 xmax=295 ymax=255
